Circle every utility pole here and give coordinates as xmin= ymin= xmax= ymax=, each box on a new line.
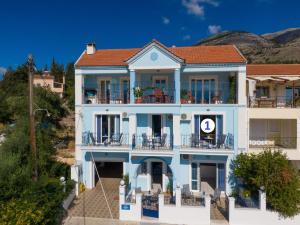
xmin=27 ymin=54 xmax=38 ymax=181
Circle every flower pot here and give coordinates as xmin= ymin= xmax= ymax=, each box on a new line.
xmin=135 ymin=97 xmax=143 ymax=103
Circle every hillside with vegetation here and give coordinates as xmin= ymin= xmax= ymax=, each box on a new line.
xmin=195 ymin=28 xmax=300 ymax=63
xmin=0 ymin=61 xmax=75 ymax=224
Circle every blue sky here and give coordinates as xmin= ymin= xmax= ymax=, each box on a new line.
xmin=0 ymin=0 xmax=299 ymax=72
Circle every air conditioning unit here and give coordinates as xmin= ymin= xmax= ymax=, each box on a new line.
xmin=181 ymin=154 xmax=190 ymax=160
xmin=181 ymin=113 xmax=191 ymax=121
xmin=122 ymin=112 xmax=128 ymax=118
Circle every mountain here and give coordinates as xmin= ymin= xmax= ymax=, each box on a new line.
xmin=195 ymin=28 xmax=300 ymax=63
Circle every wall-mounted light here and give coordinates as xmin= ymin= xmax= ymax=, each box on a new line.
xmin=206 ymin=108 xmax=210 ymax=111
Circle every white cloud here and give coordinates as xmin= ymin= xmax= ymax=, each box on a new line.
xmin=183 ymin=34 xmax=192 ymax=40
xmin=162 ymin=17 xmax=170 ymax=25
xmin=0 ymin=67 xmax=7 ymax=74
xmin=208 ymin=25 xmax=222 ymax=34
xmin=182 ymin=0 xmax=219 ymax=17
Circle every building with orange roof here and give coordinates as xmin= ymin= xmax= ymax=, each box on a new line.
xmin=71 ymin=40 xmax=300 ymax=222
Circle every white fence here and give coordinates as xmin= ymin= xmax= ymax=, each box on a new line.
xmin=229 ymin=190 xmax=300 ymax=225
xmin=119 ymin=184 xmax=211 ymax=224
xmin=159 ymin=187 xmax=211 ymax=225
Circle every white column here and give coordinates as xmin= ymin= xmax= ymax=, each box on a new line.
xmin=75 ymin=70 xmax=83 ymax=105
xmin=75 ymin=70 xmax=84 ymax=161
xmin=259 ymin=190 xmax=266 ymax=211
xmin=174 ymin=69 xmax=181 ymax=104
xmin=130 ymin=70 xmax=136 ymax=104
xmin=128 ymin=114 xmax=137 ymax=147
xmin=238 ymin=67 xmax=247 ymax=105
xmin=175 ymin=186 xmax=181 ymax=207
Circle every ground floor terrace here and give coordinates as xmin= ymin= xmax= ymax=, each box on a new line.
xmin=80 ymin=151 xmax=233 ymax=196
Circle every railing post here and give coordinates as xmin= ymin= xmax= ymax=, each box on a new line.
xmin=175 ymin=186 xmax=181 ymax=207
xmin=259 ymin=190 xmax=266 ymax=211
xmin=228 ymin=197 xmax=235 ymax=223
xmin=136 ymin=193 xmax=142 ymax=219
xmin=119 ymin=180 xmax=126 ymax=205
xmin=159 ymin=193 xmax=164 ymax=207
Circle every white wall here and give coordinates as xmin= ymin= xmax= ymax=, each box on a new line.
xmin=158 ymin=188 xmax=211 ymax=225
xmin=229 ymin=191 xmax=300 ymax=225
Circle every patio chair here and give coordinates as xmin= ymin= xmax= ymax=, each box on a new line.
xmin=142 ymin=133 xmax=151 ymax=149
xmin=89 ymin=132 xmax=97 ymax=145
xmin=212 ymin=134 xmax=227 ymax=149
xmin=211 ymin=188 xmax=221 ymax=207
xmin=110 ymin=133 xmax=123 ymax=146
xmin=182 ymin=184 xmax=193 ymax=200
xmin=191 ymin=133 xmax=200 ymax=148
xmin=154 ymin=133 xmax=167 ymax=149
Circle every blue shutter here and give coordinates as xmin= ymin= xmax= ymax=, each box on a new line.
xmin=195 ymin=115 xmax=200 ymax=137
xmin=96 ymin=115 xmax=101 ymax=143
xmin=216 ymin=115 xmax=223 ymax=144
xmin=218 ymin=163 xmax=225 ymax=191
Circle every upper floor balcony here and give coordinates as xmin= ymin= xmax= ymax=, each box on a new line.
xmin=81 ymin=70 xmax=240 ymax=105
xmin=247 ymin=74 xmax=300 ymax=108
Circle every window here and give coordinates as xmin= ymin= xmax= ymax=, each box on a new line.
xmin=256 ymin=86 xmax=269 ymax=98
xmin=96 ymin=115 xmax=120 ymax=144
xmin=191 ymin=79 xmax=216 ymax=104
xmin=191 ymin=163 xmax=198 ymax=190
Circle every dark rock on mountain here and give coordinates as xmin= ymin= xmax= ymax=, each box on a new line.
xmin=195 ymin=28 xmax=300 ymax=63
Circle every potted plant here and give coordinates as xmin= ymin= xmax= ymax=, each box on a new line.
xmin=181 ymin=89 xmax=189 ymax=103
xmin=133 ymin=87 xmax=143 ymax=103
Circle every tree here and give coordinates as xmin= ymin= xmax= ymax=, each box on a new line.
xmin=50 ymin=59 xmax=64 ymax=83
xmin=64 ymin=63 xmax=75 ymax=110
xmin=0 ymin=64 xmax=72 ymax=224
xmin=232 ymin=149 xmax=300 ymax=218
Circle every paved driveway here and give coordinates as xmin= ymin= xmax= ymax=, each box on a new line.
xmin=68 ymin=178 xmax=120 ymax=218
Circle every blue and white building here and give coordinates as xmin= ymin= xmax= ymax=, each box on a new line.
xmin=74 ymin=40 xmax=248 ymax=196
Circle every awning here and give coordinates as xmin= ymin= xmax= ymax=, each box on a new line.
xmin=247 ymin=76 xmax=300 ymax=82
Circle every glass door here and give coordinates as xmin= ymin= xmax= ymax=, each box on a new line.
xmin=191 ymin=79 xmax=216 ymax=104
xmin=96 ymin=115 xmax=120 ymax=144
xmin=121 ymin=79 xmax=130 ymax=104
xmin=98 ymin=80 xmax=111 ymax=104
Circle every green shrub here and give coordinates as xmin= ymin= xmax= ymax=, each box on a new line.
xmin=232 ymin=149 xmax=300 ymax=217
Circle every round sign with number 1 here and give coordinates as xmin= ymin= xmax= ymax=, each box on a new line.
xmin=200 ymin=118 xmax=215 ymax=133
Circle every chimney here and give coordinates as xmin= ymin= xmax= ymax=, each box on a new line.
xmin=86 ymin=43 xmax=96 ymax=55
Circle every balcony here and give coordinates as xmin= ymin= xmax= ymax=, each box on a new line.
xmin=248 ymin=96 xmax=300 ymax=108
xmin=133 ymin=82 xmax=175 ymax=104
xmin=180 ymin=80 xmax=237 ymax=104
xmin=82 ymin=132 xmax=129 ymax=148
xmin=181 ymin=134 xmax=234 ymax=152
xmin=132 ymin=134 xmax=173 ymax=151
xmin=84 ymin=86 xmax=130 ymax=104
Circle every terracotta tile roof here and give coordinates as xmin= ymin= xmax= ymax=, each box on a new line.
xmin=76 ymin=42 xmax=246 ymax=67
xmin=247 ymin=64 xmax=300 ymax=76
